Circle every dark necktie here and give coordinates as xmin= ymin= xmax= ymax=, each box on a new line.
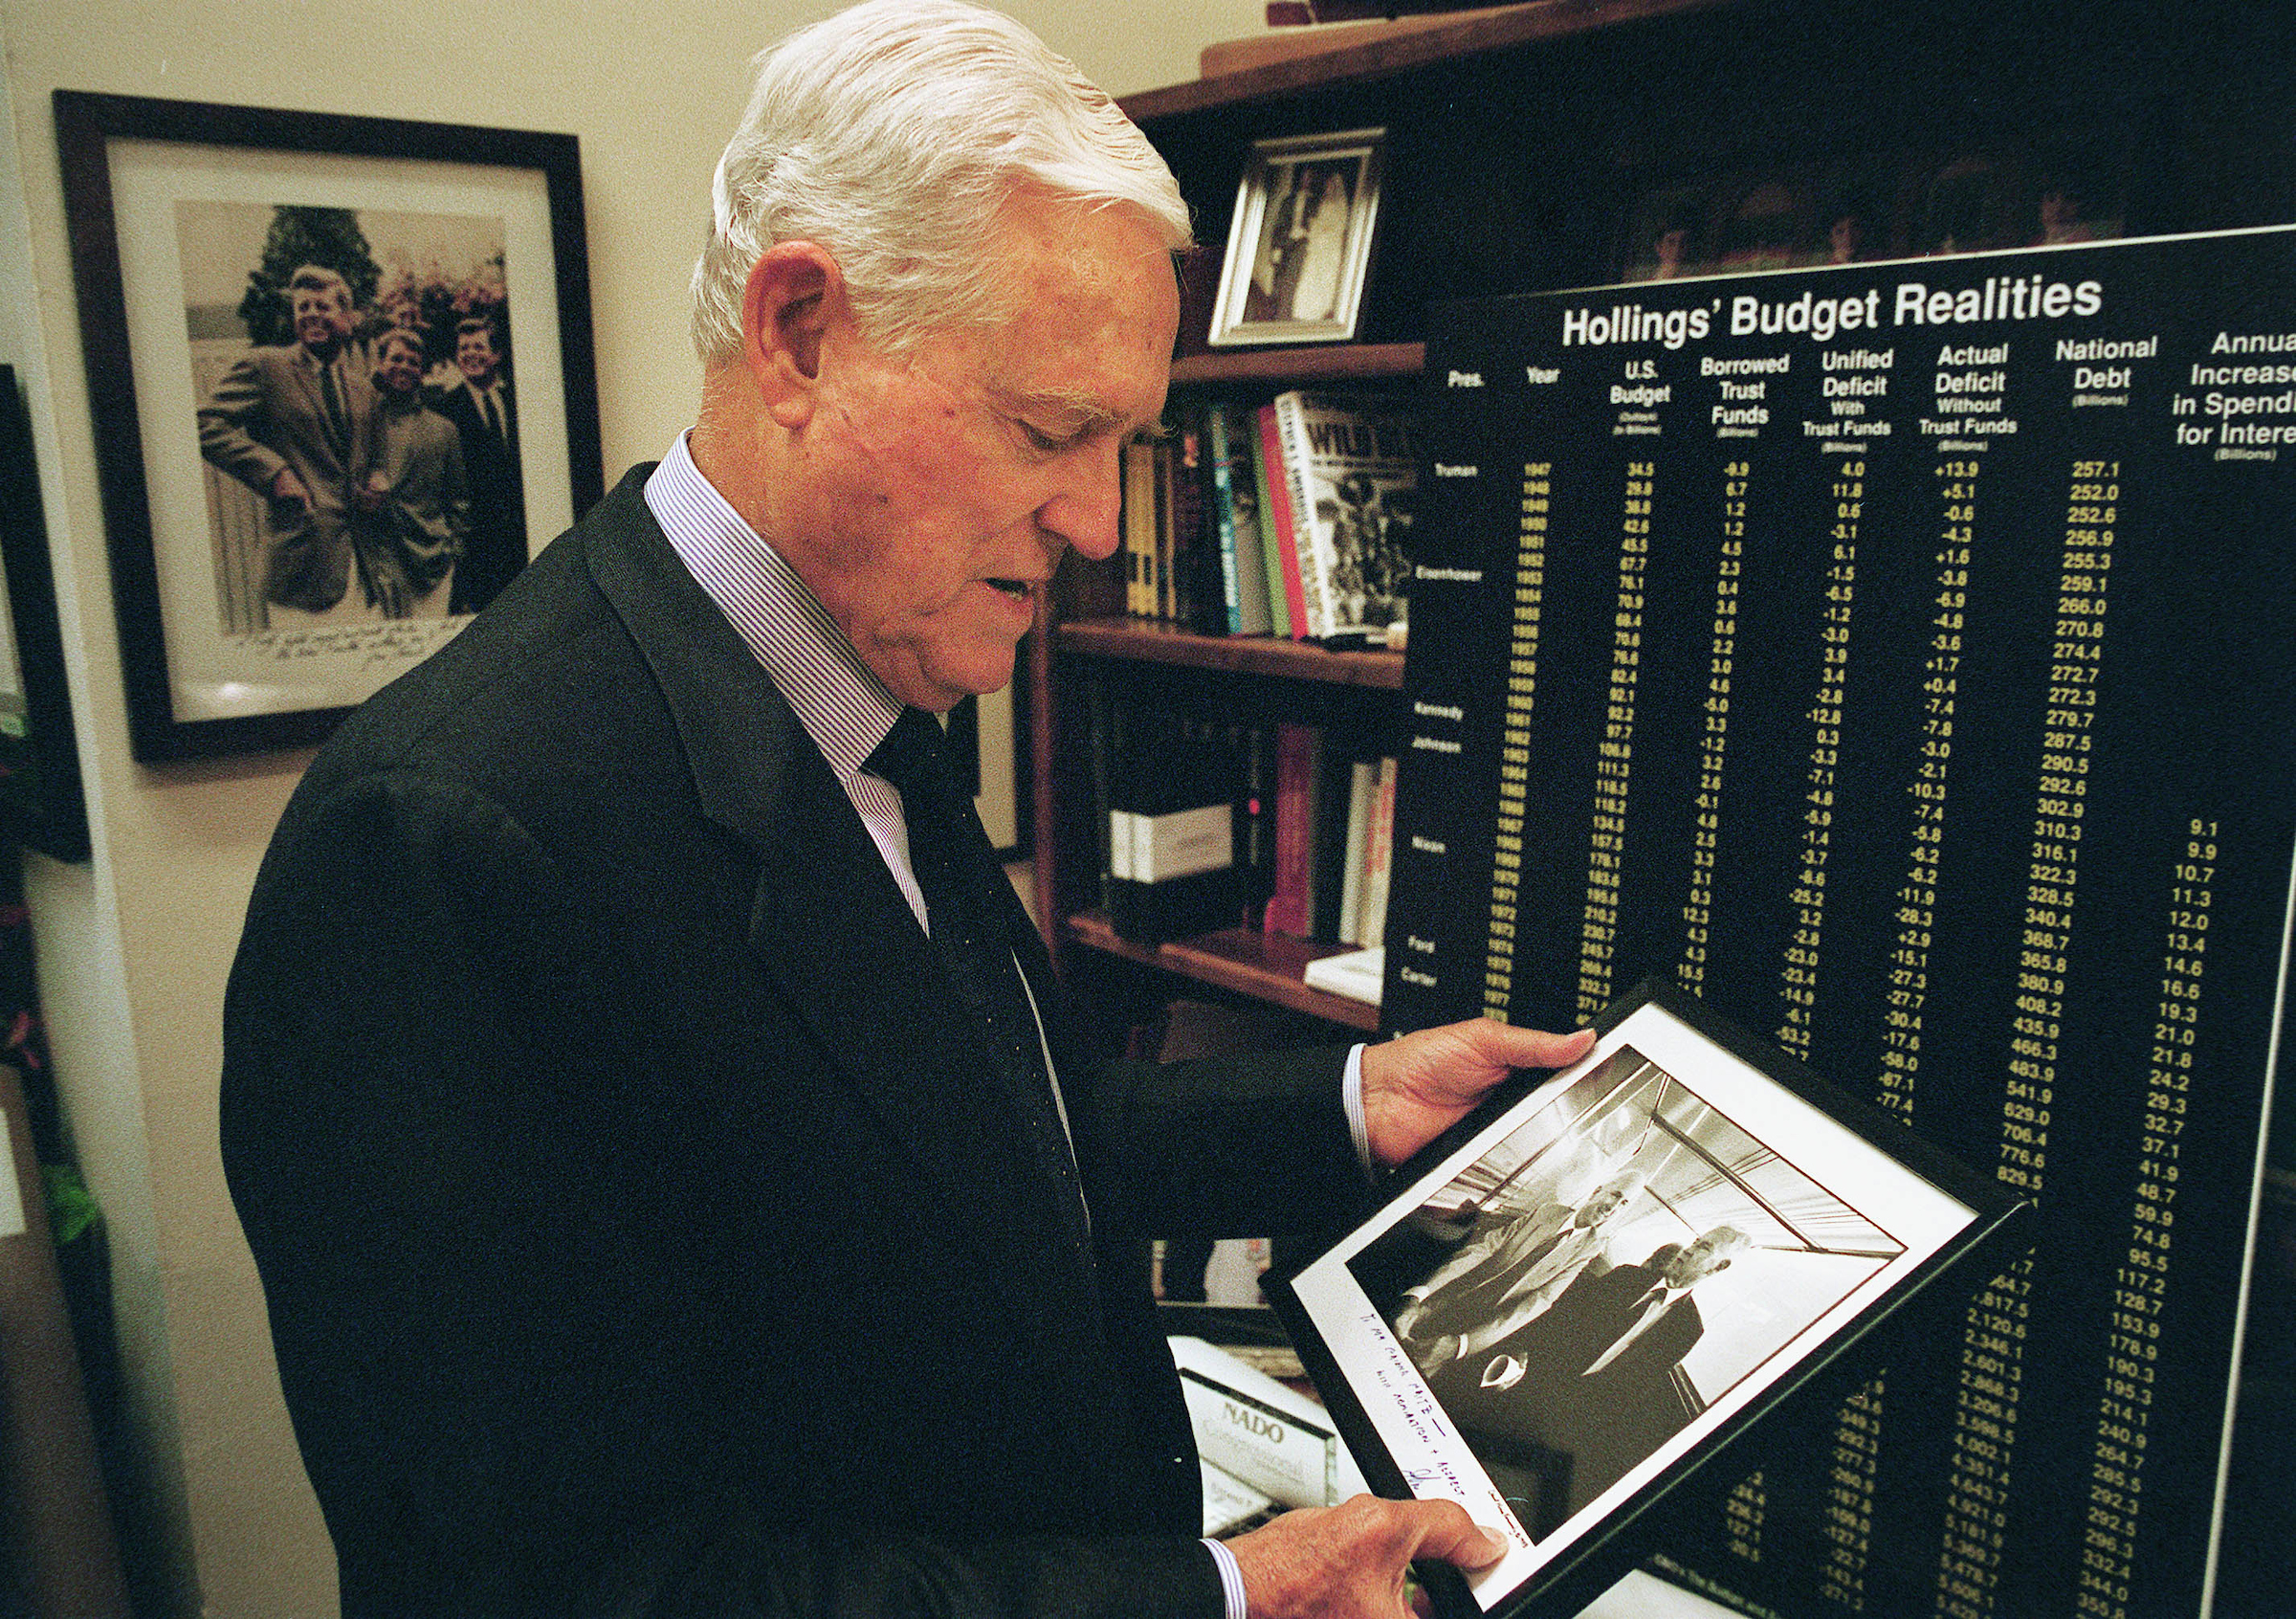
xmin=319 ymin=360 xmax=348 ymax=455
xmin=479 ymin=387 xmax=502 ymax=440
xmin=866 ymin=709 xmax=1090 ymax=1243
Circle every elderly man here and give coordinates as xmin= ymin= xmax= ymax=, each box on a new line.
xmin=197 ymin=262 xmax=378 ymax=621
xmin=220 ymin=6 xmax=1592 ymax=1618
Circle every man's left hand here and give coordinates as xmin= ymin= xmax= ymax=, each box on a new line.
xmin=1359 ymin=1019 xmax=1595 ymax=1169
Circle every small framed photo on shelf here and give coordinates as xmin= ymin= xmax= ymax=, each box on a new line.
xmin=53 ymin=91 xmax=601 ymax=762
xmin=1269 ymin=979 xmax=2025 ymax=1619
xmin=1208 ymin=127 xmax=1385 ymax=347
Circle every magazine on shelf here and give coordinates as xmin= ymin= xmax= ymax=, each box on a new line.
xmin=1267 ymin=390 xmax=1417 ymax=643
xmin=1269 ymin=980 xmax=2025 ymax=1619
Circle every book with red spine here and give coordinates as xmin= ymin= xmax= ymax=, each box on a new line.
xmin=1255 ymin=403 xmax=1312 ymax=641
xmin=1261 ymin=721 xmax=1322 ymax=938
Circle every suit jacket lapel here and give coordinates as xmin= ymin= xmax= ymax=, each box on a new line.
xmin=576 ymin=475 xmax=1105 ymax=1322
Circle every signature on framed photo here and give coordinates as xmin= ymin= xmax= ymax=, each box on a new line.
xmin=55 ymin=91 xmax=601 ymax=762
xmin=1208 ymin=128 xmax=1386 ymax=347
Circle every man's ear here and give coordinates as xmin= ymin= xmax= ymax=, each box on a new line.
xmin=741 ymin=241 xmax=843 ymax=429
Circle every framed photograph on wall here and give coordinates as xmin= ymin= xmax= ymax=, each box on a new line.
xmin=1208 ymin=127 xmax=1385 ymax=347
xmin=0 ymin=367 xmax=90 ymax=861
xmin=1270 ymin=979 xmax=2024 ymax=1619
xmin=54 ymin=91 xmax=602 ymax=762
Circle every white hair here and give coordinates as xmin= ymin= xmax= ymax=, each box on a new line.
xmin=690 ymin=0 xmax=1192 ymax=365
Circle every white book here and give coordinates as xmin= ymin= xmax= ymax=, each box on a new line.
xmin=1199 ymin=1460 xmax=1279 ymax=1537
xmin=1303 ymin=944 xmax=1383 ymax=1006
xmin=1169 ymin=1335 xmax=1367 ymax=1509
xmin=1336 ymin=758 xmax=1376 ymax=945
xmin=1358 ymin=757 xmax=1398 ymax=949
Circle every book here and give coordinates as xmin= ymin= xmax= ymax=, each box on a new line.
xmin=1255 ymin=403 xmax=1311 ymax=640
xmin=1207 ymin=404 xmax=1273 ymax=635
xmin=1165 ymin=410 xmax=1213 ymax=631
xmin=1121 ymin=435 xmax=1158 ymax=616
xmin=1303 ymin=944 xmax=1383 ymax=1006
xmin=1336 ymin=756 xmax=1377 ymax=946
xmin=1151 ymin=434 xmax=1174 ymax=621
xmin=1308 ymin=735 xmax=1361 ymax=943
xmin=1105 ymin=706 xmax=1240 ymax=943
xmin=1261 ymin=721 xmax=1322 ymax=938
xmin=1169 ymin=1334 xmax=1369 ymax=1512
xmin=1266 ymin=390 xmax=1417 ymax=642
xmin=1236 ymin=721 xmax=1276 ymax=924
xmin=1198 ymin=1459 xmax=1280 ymax=1537
xmin=1247 ymin=410 xmax=1293 ymax=639
xmin=1357 ymin=755 xmax=1398 ymax=950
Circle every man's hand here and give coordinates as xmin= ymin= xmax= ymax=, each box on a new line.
xmin=1226 ymin=1496 xmax=1508 ymax=1619
xmin=1359 ymin=1019 xmax=1595 ymax=1169
xmin=271 ymin=466 xmax=312 ymax=512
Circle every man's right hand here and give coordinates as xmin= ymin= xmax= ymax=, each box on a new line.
xmin=1226 ymin=1495 xmax=1509 ymax=1618
xmin=272 ymin=467 xmax=312 ymax=512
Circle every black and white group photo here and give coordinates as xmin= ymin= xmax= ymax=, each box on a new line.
xmin=1347 ymin=1046 xmax=1913 ymax=1540
xmin=181 ymin=200 xmax=528 ymax=634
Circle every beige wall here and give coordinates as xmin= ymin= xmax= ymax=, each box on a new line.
xmin=0 ymin=2 xmax=1278 ymax=1613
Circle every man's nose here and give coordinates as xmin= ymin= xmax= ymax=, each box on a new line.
xmin=1035 ymin=435 xmax=1126 ymax=562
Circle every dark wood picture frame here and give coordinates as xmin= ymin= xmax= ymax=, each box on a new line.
xmin=0 ymin=367 xmax=90 ymax=861
xmin=54 ymin=90 xmax=602 ymax=762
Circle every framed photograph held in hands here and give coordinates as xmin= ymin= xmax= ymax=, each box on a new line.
xmin=1270 ymin=979 xmax=2025 ymax=1619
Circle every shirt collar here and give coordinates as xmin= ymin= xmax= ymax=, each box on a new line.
xmin=643 ymin=432 xmax=901 ymax=780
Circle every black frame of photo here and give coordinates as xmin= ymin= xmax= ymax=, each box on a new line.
xmin=1269 ymin=978 xmax=2028 ymax=1619
xmin=0 ymin=367 xmax=90 ymax=861
xmin=53 ymin=89 xmax=603 ymax=762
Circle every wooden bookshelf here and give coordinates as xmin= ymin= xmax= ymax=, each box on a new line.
xmin=1167 ymin=342 xmax=1424 ymax=388
xmin=1065 ymin=912 xmax=1380 ymax=1033
xmin=1038 ymin=0 xmax=2296 ymax=1039
xmin=1118 ymin=0 xmax=1731 ymax=123
xmin=1059 ymin=618 xmax=1404 ymax=689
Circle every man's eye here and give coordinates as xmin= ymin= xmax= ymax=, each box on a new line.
xmin=1018 ymin=420 xmax=1067 ymax=453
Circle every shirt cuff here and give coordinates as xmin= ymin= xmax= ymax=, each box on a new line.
xmin=1203 ymin=1537 xmax=1249 ymax=1619
xmin=1344 ymin=1042 xmax=1374 ymax=1178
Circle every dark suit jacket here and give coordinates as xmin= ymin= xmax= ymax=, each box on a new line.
xmin=435 ymin=376 xmax=526 ymax=614
xmin=222 ymin=468 xmax=1367 ymax=1619
xmin=198 ymin=344 xmax=377 ymax=611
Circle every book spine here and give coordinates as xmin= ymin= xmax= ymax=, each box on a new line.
xmin=1247 ymin=410 xmax=1291 ymax=639
xmin=1358 ymin=755 xmax=1397 ymax=950
xmin=1238 ymin=721 xmax=1274 ymax=925
xmin=1155 ymin=433 xmax=1176 ymax=622
xmin=1205 ymin=406 xmax=1246 ymax=633
xmin=1271 ymin=391 xmax=1333 ymax=640
xmin=1221 ymin=404 xmax=1274 ymax=635
xmin=1122 ymin=436 xmax=1156 ymax=616
xmin=1107 ymin=708 xmax=1240 ymax=943
xmin=1308 ymin=732 xmax=1354 ymax=942
xmin=1256 ymin=403 xmax=1311 ymax=640
xmin=1263 ymin=721 xmax=1320 ymax=938
xmin=1337 ymin=757 xmax=1376 ymax=947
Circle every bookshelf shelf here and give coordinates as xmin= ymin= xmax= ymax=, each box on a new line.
xmin=1167 ymin=343 xmax=1424 ymax=388
xmin=1065 ymin=912 xmax=1380 ymax=1033
xmin=1059 ymin=618 xmax=1405 ymax=690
